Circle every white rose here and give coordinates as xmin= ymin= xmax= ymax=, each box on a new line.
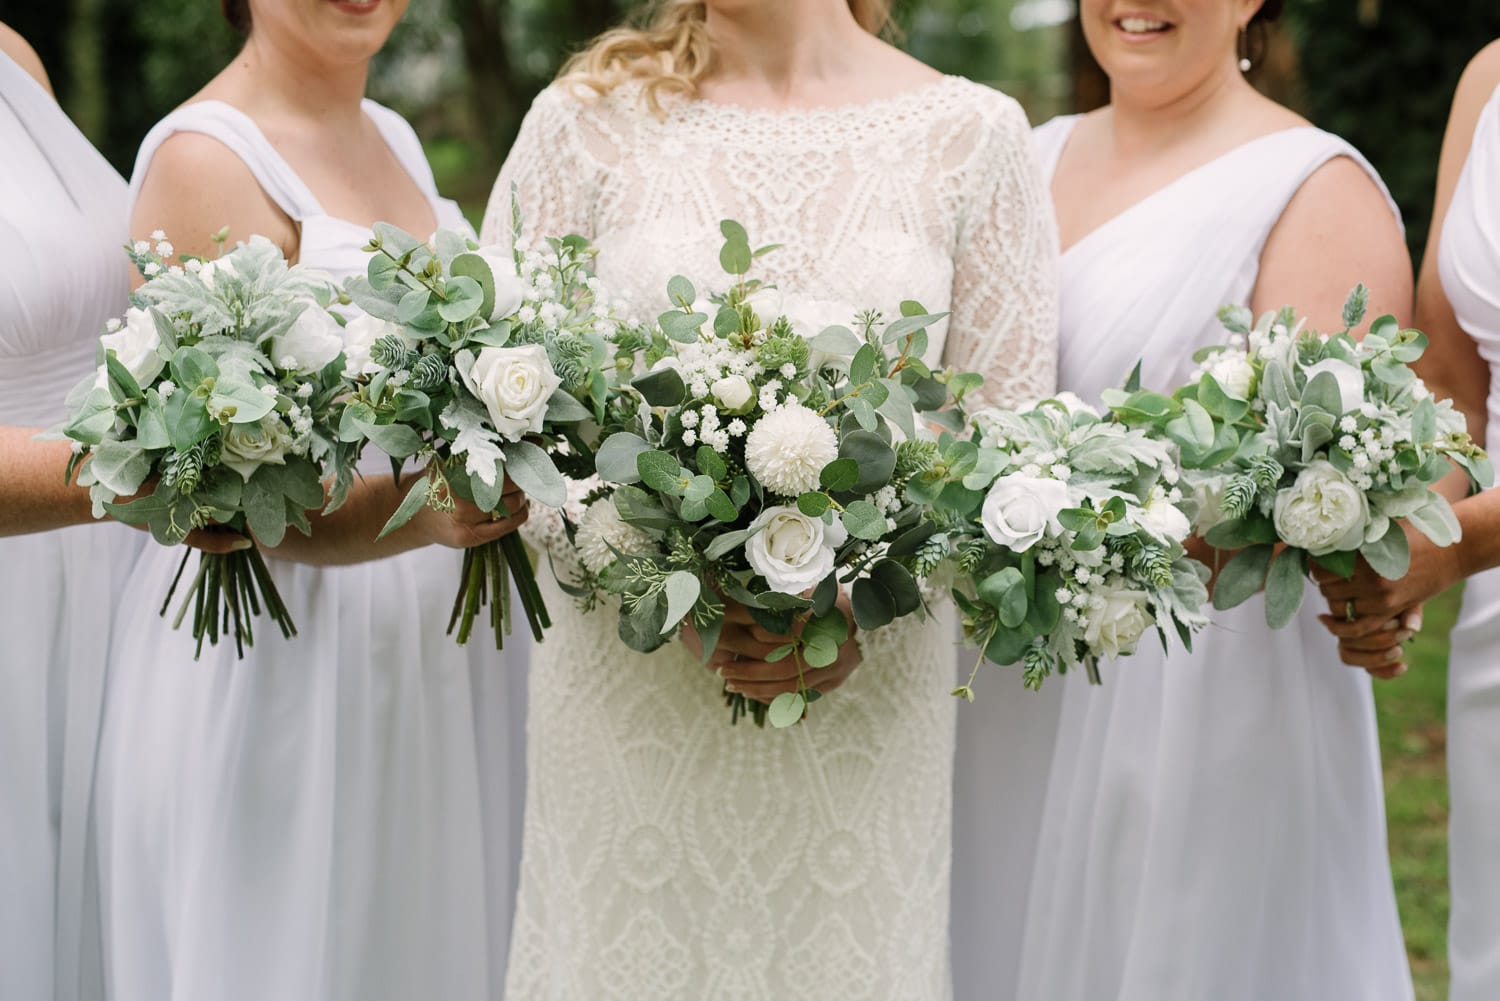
xmin=1137 ymin=494 xmax=1192 ymax=544
xmin=476 ymin=247 xmax=528 ymax=321
xmin=96 ymin=306 xmax=166 ymax=388
xmin=341 ymin=314 xmax=409 ymax=377
xmin=742 ymin=286 xmax=783 ymax=327
xmin=220 ymin=415 xmax=293 ymax=481
xmin=575 ymin=496 xmax=655 ymax=574
xmin=743 ymin=403 xmax=840 ymax=496
xmin=1186 ymin=472 xmax=1231 ymax=532
xmin=782 ymin=294 xmax=857 ymax=341
xmin=1205 ymin=352 xmax=1256 ymax=399
xmin=271 ymin=302 xmax=344 ymax=373
xmin=745 ymin=506 xmax=848 ymax=595
xmin=981 ymin=474 xmax=1071 ymax=552
xmin=711 ymin=374 xmax=754 ymax=413
xmin=1023 ymin=391 xmax=1101 ymax=419
xmin=1084 ymin=587 xmax=1152 ymax=660
xmin=458 ymin=344 xmax=562 ymax=441
xmin=1272 ymin=459 xmax=1370 ymax=555
xmin=1303 ymin=357 xmax=1365 ymax=415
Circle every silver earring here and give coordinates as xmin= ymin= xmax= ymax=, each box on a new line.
xmin=1238 ymin=28 xmax=1252 ymax=72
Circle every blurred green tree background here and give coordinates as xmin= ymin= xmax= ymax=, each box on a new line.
xmin=7 ymin=2 xmax=1500 ymax=996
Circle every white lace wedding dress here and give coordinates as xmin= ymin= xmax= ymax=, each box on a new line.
xmin=481 ymin=76 xmax=1057 ymax=1000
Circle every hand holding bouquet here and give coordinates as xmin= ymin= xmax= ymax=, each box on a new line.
xmin=1105 ymin=286 xmax=1491 ymax=629
xmin=60 ymin=233 xmax=358 ymax=656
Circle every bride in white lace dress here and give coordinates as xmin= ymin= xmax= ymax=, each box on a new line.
xmin=480 ymin=2 xmax=1057 ymax=997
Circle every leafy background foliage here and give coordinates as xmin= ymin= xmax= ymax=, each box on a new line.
xmin=12 ymin=0 xmax=1491 ymax=994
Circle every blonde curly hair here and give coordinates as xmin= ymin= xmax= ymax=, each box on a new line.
xmin=560 ymin=1 xmax=895 ymax=114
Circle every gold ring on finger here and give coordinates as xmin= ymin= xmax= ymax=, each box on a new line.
xmin=1345 ymin=599 xmax=1357 ymax=622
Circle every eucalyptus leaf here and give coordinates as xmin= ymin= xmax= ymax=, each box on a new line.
xmin=661 ymin=571 xmax=702 ymax=633
xmin=596 ymin=432 xmax=652 ymax=484
xmin=375 ymin=477 xmax=431 ymax=540
xmin=504 ymin=439 xmax=567 ymax=509
xmin=767 ymin=691 xmax=806 ymax=729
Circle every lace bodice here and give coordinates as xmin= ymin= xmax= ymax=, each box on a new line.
xmin=482 ymin=76 xmax=1057 ymax=408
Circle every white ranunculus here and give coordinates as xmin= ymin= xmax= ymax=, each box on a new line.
xmin=1137 ymin=495 xmax=1192 ymax=544
xmin=711 ymin=374 xmax=753 ymax=413
xmin=458 ymin=344 xmax=562 ymax=440
xmin=476 ymin=247 xmax=529 ymax=321
xmin=1084 ymin=587 xmax=1152 ymax=659
xmin=743 ymin=403 xmax=839 ymax=496
xmin=1272 ymin=459 xmax=1370 ymax=555
xmin=745 ymin=506 xmax=848 ymax=595
xmin=271 ymin=302 xmax=344 ymax=373
xmin=980 ymin=474 xmax=1071 ymax=552
xmin=96 ymin=306 xmax=166 ymax=388
xmin=1302 ymin=357 xmax=1366 ymax=415
xmin=742 ymin=286 xmax=783 ymax=327
xmin=574 ymin=496 xmax=655 ymax=574
xmin=1204 ymin=351 xmax=1256 ymax=399
xmin=220 ymin=415 xmax=294 ymax=481
xmin=341 ymin=314 xmax=409 ymax=377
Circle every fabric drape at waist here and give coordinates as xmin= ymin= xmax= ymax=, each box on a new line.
xmin=0 ymin=340 xmax=98 ymax=427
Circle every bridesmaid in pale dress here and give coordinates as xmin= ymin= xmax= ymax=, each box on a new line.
xmin=0 ymin=22 xmax=165 ymax=1001
xmin=1011 ymin=2 xmax=1417 ymax=999
xmin=94 ymin=2 xmax=527 ymax=999
xmin=1312 ymin=40 xmax=1500 ymax=1001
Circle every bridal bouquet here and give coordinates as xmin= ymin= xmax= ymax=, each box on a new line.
xmin=926 ymin=395 xmax=1210 ymax=695
xmin=562 ymin=221 xmax=974 ymax=727
xmin=1105 ymin=286 xmax=1491 ymax=628
xmin=60 ymin=233 xmax=358 ymax=656
xmin=339 ymin=209 xmax=623 ymax=648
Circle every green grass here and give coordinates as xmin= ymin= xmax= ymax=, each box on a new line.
xmin=1375 ymin=584 xmax=1461 ymax=1001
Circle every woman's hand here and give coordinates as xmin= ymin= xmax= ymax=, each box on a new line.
xmin=684 ymin=592 xmax=864 ymax=703
xmin=1310 ymin=524 xmax=1457 ymax=678
xmin=410 ymin=476 xmax=529 ymax=550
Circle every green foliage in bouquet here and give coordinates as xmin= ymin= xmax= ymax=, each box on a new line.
xmin=567 ymin=221 xmax=983 ymax=727
xmin=1105 ymin=286 xmax=1492 ymax=629
xmin=339 ymin=200 xmax=623 ymax=648
xmin=61 ymin=233 xmax=358 ymax=655
xmin=919 ymin=398 xmax=1209 ymax=693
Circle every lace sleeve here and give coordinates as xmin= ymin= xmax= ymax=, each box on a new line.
xmin=944 ymin=98 xmax=1060 ymax=409
xmin=479 ymin=85 xmax=596 ymax=247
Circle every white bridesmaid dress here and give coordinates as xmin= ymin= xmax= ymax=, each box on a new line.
xmin=95 ymin=100 xmax=526 ymax=1001
xmin=0 ymin=50 xmax=142 ymax=1001
xmin=1015 ymin=118 xmax=1415 ymax=1001
xmin=1438 ymin=81 xmax=1500 ymax=1001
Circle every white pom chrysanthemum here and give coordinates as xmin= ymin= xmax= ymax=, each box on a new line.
xmin=743 ymin=402 xmax=839 ymax=496
xmin=575 ymin=497 xmax=655 ymax=575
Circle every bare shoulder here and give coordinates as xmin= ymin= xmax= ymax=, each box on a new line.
xmin=1445 ymin=39 xmax=1500 ymax=155
xmin=1257 ymin=153 xmax=1411 ymax=327
xmin=133 ymin=129 xmax=295 ymax=260
xmin=0 ymin=22 xmax=52 ymax=94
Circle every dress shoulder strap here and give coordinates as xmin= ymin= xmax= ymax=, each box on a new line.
xmin=1237 ymin=126 xmax=1403 ymax=235
xmin=1031 ymin=115 xmax=1079 ymax=184
xmin=128 ymin=100 xmax=324 ymax=220
xmin=360 ymin=99 xmax=442 ymax=199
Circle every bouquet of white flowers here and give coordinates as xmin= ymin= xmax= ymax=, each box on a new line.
xmin=925 ymin=395 xmax=1210 ymax=694
xmin=60 ymin=233 xmax=358 ymax=656
xmin=559 ymin=221 xmax=976 ymax=727
xmin=339 ymin=206 xmax=628 ymax=648
xmin=1105 ymin=286 xmax=1491 ymax=628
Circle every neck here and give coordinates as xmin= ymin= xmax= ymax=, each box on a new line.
xmin=702 ymin=0 xmax=869 ymax=99
xmin=1106 ymin=60 xmax=1252 ymax=155
xmin=231 ymin=32 xmax=370 ymax=130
